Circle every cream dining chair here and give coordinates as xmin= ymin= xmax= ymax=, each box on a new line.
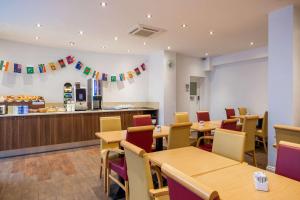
xmin=238 ymin=107 xmax=247 ymax=115
xmin=168 ymin=122 xmax=193 ymax=149
xmin=212 ymin=128 xmax=246 ymax=162
xmin=242 ymin=115 xmax=259 ymax=166
xmin=99 ymin=116 xmax=122 ymax=193
xmin=174 ymin=112 xmax=190 ymax=123
xmin=121 ymin=141 xmax=169 ymax=200
xmin=255 ymin=111 xmax=268 ymax=152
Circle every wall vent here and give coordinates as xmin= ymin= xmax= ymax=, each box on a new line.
xmin=129 ymin=24 xmax=164 ymax=38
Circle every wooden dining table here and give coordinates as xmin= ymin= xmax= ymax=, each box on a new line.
xmin=193 ymin=164 xmax=300 ymax=199
xmin=231 ymin=115 xmax=263 ymax=120
xmin=146 ymin=146 xmax=240 ymax=176
xmin=95 ymin=121 xmax=221 ymax=150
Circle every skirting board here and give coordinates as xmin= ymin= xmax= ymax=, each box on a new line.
xmin=266 ymin=165 xmax=276 ymax=172
xmin=0 ymin=139 xmax=100 ymax=158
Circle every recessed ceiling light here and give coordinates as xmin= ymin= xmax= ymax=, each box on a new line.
xmin=167 ymin=46 xmax=171 ymax=50
xmin=205 ymin=52 xmax=209 ymax=56
xmin=250 ymin=42 xmax=254 ymax=46
xmin=209 ymin=31 xmax=214 ymax=35
xmin=79 ymin=30 xmax=84 ymax=35
xmin=143 ymin=42 xmax=146 ymax=45
xmin=127 ymin=49 xmax=130 ymax=53
xmin=35 ymin=36 xmax=39 ymax=40
xmin=101 ymin=2 xmax=107 ymax=7
xmin=146 ymin=14 xmax=152 ymax=19
xmin=69 ymin=41 xmax=75 ymax=46
xmin=36 ymin=23 xmax=41 ymax=28
xmin=114 ymin=36 xmax=118 ymax=41
xmin=102 ymin=45 xmax=106 ymax=49
xmin=181 ymin=24 xmax=187 ymax=28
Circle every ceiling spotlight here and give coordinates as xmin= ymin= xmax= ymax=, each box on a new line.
xmin=101 ymin=2 xmax=107 ymax=7
xmin=79 ymin=30 xmax=84 ymax=35
xmin=205 ymin=52 xmax=209 ymax=56
xmin=127 ymin=49 xmax=130 ymax=53
xmin=167 ymin=46 xmax=171 ymax=50
xmin=69 ymin=41 xmax=75 ymax=46
xmin=36 ymin=23 xmax=41 ymax=28
xmin=143 ymin=42 xmax=146 ymax=45
xmin=181 ymin=24 xmax=187 ymax=28
xmin=209 ymin=30 xmax=214 ymax=35
xmin=250 ymin=42 xmax=254 ymax=46
xmin=35 ymin=36 xmax=39 ymax=40
xmin=146 ymin=14 xmax=152 ymax=19
xmin=114 ymin=36 xmax=118 ymax=41
xmin=102 ymin=45 xmax=106 ymax=49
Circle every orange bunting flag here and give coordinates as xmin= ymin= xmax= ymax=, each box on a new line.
xmin=127 ymin=71 xmax=134 ymax=79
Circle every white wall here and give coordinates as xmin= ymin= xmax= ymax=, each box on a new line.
xmin=0 ymin=39 xmax=149 ymax=103
xmin=176 ymin=54 xmax=208 ymax=122
xmin=209 ymin=49 xmax=268 ymax=120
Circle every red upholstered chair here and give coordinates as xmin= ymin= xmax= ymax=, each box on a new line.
xmin=196 ymin=111 xmax=210 ymax=122
xmin=106 ymin=125 xmax=155 ymax=199
xmin=275 ymin=141 xmax=300 ymax=182
xmin=221 ymin=119 xmax=239 ymax=131
xmin=225 ymin=108 xmax=235 ymax=119
xmin=133 ymin=114 xmax=152 ymax=126
xmin=162 ymin=164 xmax=220 ymax=200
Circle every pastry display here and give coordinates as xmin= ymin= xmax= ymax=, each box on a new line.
xmin=4 ymin=95 xmax=44 ymax=102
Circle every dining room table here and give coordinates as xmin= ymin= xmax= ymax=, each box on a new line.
xmin=95 ymin=121 xmax=221 ymax=151
xmin=146 ymin=146 xmax=240 ymax=176
xmin=192 ymin=163 xmax=300 ymax=200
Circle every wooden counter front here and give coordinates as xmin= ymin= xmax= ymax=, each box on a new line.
xmin=0 ymin=109 xmax=158 ymax=152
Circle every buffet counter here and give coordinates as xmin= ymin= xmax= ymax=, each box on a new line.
xmin=0 ymin=108 xmax=158 ymax=157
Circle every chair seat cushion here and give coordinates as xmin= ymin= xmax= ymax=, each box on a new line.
xmin=155 ymin=195 xmax=170 ymax=200
xmin=109 ymin=157 xmax=128 ymax=180
xmin=198 ymin=143 xmax=213 ymax=152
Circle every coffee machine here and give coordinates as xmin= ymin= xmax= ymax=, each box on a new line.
xmin=87 ymin=79 xmax=102 ymax=110
xmin=74 ymin=86 xmax=88 ymax=111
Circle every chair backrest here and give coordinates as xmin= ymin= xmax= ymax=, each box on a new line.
xmin=212 ymin=128 xmax=246 ymax=162
xmin=238 ymin=107 xmax=247 ymax=115
xmin=126 ymin=125 xmax=154 ymax=153
xmin=261 ymin=111 xmax=268 ymax=137
xmin=242 ymin=115 xmax=259 ymax=152
xmin=162 ymin=164 xmax=220 ymax=200
xmin=121 ymin=141 xmax=153 ymax=200
xmin=133 ymin=114 xmax=152 ymax=126
xmin=225 ymin=108 xmax=235 ymax=119
xmin=220 ymin=119 xmax=239 ymax=131
xmin=100 ymin=116 xmax=122 ymax=150
xmin=274 ymin=124 xmax=300 ymax=147
xmin=276 ymin=141 xmax=300 ymax=181
xmin=196 ymin=111 xmax=210 ymax=122
xmin=100 ymin=116 xmax=122 ymax=132
xmin=175 ymin=112 xmax=190 ymax=123
xmin=168 ymin=122 xmax=192 ymax=149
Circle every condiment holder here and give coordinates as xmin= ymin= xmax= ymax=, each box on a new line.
xmin=253 ymin=171 xmax=269 ymax=192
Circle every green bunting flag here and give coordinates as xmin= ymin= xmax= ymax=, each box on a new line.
xmin=0 ymin=60 xmax=3 ymax=70
xmin=26 ymin=66 xmax=34 ymax=74
xmin=111 ymin=75 xmax=117 ymax=82
xmin=83 ymin=66 xmax=91 ymax=75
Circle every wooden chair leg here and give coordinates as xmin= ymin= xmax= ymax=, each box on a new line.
xmin=106 ymin=169 xmax=111 ymax=196
xmin=125 ymin=181 xmax=129 ymax=200
xmin=252 ymin=151 xmax=257 ymax=167
xmin=263 ymin=137 xmax=267 ymax=153
xmin=99 ymin=158 xmax=103 ymax=179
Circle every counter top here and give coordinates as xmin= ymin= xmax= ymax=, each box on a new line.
xmin=0 ymin=107 xmax=158 ymax=118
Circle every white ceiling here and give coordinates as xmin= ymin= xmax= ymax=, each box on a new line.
xmin=0 ymin=0 xmax=299 ymax=57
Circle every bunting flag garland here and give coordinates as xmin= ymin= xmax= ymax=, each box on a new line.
xmin=102 ymin=73 xmax=108 ymax=81
xmin=141 ymin=63 xmax=146 ymax=71
xmin=66 ymin=55 xmax=75 ymax=64
xmin=83 ymin=66 xmax=91 ymax=75
xmin=127 ymin=71 xmax=134 ymax=79
xmin=0 ymin=55 xmax=147 ymax=84
xmin=38 ymin=64 xmax=46 ymax=73
xmin=26 ymin=66 xmax=34 ymax=74
xmin=49 ymin=62 xmax=57 ymax=71
xmin=134 ymin=67 xmax=141 ymax=76
xmin=75 ymin=61 xmax=83 ymax=70
xmin=111 ymin=75 xmax=117 ymax=82
xmin=58 ymin=59 xmax=66 ymax=68
xmin=14 ymin=63 xmax=22 ymax=73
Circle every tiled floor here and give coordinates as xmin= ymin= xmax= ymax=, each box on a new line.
xmin=0 ymin=145 xmax=267 ymax=200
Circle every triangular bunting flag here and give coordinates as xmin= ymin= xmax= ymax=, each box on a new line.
xmin=111 ymin=75 xmax=117 ymax=82
xmin=26 ymin=66 xmax=34 ymax=74
xmin=75 ymin=61 xmax=83 ymax=70
xmin=14 ymin=63 xmax=22 ymax=73
xmin=119 ymin=73 xmax=125 ymax=81
xmin=38 ymin=64 xmax=46 ymax=73
xmin=49 ymin=62 xmax=57 ymax=71
xmin=66 ymin=55 xmax=75 ymax=64
xmin=141 ymin=63 xmax=146 ymax=71
xmin=134 ymin=67 xmax=141 ymax=76
xmin=58 ymin=59 xmax=66 ymax=68
xmin=127 ymin=71 xmax=134 ymax=79
xmin=83 ymin=66 xmax=91 ymax=75
xmin=102 ymin=73 xmax=108 ymax=81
